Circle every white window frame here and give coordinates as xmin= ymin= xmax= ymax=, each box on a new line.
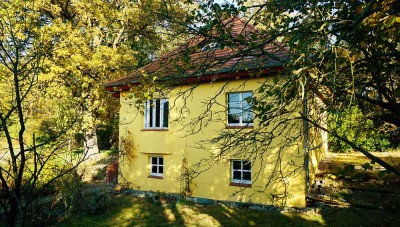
xmin=227 ymin=92 xmax=253 ymax=126
xmin=150 ymin=156 xmax=164 ymax=177
xmin=144 ymin=99 xmax=169 ymax=129
xmin=231 ymin=160 xmax=251 ymax=184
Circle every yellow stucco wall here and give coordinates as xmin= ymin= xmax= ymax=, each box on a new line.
xmin=118 ymin=78 xmax=315 ymax=207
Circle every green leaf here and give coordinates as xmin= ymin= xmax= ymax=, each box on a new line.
xmin=361 ymin=162 xmax=372 ymax=171
xmin=378 ymin=170 xmax=386 ymax=178
xmin=385 ymin=15 xmax=396 ymax=27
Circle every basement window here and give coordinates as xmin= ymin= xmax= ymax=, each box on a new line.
xmin=231 ymin=160 xmax=251 ymax=185
xmin=150 ymin=156 xmax=164 ymax=177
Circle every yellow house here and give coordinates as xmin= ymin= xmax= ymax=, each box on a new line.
xmin=104 ymin=17 xmax=327 ymax=208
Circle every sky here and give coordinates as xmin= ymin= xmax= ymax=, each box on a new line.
xmin=213 ymin=0 xmax=237 ymax=5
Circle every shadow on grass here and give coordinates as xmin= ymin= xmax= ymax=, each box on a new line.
xmin=56 ymin=195 xmax=322 ymax=226
xmin=56 ymin=193 xmax=400 ymax=227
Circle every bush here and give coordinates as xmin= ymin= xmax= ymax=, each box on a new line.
xmin=54 ymin=171 xmax=112 ymax=216
xmin=329 ymin=107 xmax=393 ymax=152
xmin=84 ymin=189 xmax=112 ymax=214
xmin=97 ymin=119 xmax=119 ymax=150
xmin=55 ymin=170 xmax=84 ymax=214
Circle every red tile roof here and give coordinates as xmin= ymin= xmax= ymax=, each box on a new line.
xmin=104 ymin=16 xmax=288 ymax=97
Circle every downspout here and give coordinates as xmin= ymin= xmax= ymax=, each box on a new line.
xmin=303 ymin=79 xmax=310 ymax=199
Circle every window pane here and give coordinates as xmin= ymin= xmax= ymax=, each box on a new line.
xmin=228 ymin=93 xmax=240 ymax=103
xmin=149 ymin=100 xmax=153 ymax=127
xmin=159 ymin=157 xmax=163 ymax=165
xmin=144 ymin=103 xmax=147 ymax=128
xmin=243 ymin=161 xmax=251 ymax=170
xmin=243 ymin=172 xmax=251 ymax=181
xmin=159 ymin=166 xmax=163 ymax=174
xmin=242 ymin=93 xmax=253 ymax=123
xmin=152 ymin=166 xmax=157 ymax=173
xmin=242 ymin=111 xmax=253 ymax=123
xmin=242 ymin=92 xmax=252 ymax=102
xmin=155 ymin=99 xmax=160 ymax=127
xmin=151 ymin=157 xmax=157 ymax=164
xmin=163 ymin=101 xmax=168 ymax=128
xmin=233 ymin=171 xmax=241 ymax=180
xmin=233 ymin=161 xmax=241 ymax=170
xmin=228 ymin=101 xmax=241 ymax=114
xmin=228 ymin=114 xmax=240 ymax=124
xmin=242 ymin=99 xmax=252 ymax=112
xmin=228 ymin=92 xmax=253 ymax=125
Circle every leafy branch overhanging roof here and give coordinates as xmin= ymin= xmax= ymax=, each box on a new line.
xmin=104 ymin=16 xmax=289 ymax=97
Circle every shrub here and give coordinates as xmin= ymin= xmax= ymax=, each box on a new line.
xmin=84 ymin=189 xmax=112 ymax=214
xmin=55 ymin=170 xmax=84 ymax=215
xmin=54 ymin=171 xmax=112 ymax=216
xmin=329 ymin=107 xmax=394 ymax=152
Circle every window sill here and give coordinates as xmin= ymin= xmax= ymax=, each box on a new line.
xmin=148 ymin=175 xmax=163 ymax=179
xmin=141 ymin=129 xmax=169 ymax=131
xmin=230 ymin=182 xmax=252 ymax=188
xmin=225 ymin=126 xmax=254 ymax=129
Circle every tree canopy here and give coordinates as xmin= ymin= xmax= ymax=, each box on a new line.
xmin=165 ymin=0 xmax=400 ymax=174
xmin=0 ymin=0 xmax=188 ymax=225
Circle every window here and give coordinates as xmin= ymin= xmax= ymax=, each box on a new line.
xmin=231 ymin=160 xmax=251 ymax=184
xmin=227 ymin=92 xmax=253 ymax=126
xmin=144 ymin=99 xmax=168 ymax=129
xmin=150 ymin=156 xmax=164 ymax=177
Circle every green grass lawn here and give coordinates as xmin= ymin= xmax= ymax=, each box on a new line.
xmin=56 ymin=194 xmax=398 ymax=226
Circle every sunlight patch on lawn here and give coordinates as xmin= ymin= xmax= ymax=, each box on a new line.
xmin=220 ymin=204 xmax=234 ymax=219
xmin=111 ymin=203 xmax=143 ymax=226
xmin=178 ymin=204 xmax=222 ymax=226
xmin=220 ymin=204 xmax=234 ymax=214
xmin=283 ymin=212 xmax=326 ymax=225
xmin=163 ymin=207 xmax=176 ymax=222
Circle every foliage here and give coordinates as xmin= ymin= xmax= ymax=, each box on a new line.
xmin=159 ymin=0 xmax=400 ymax=176
xmin=84 ymin=189 xmax=112 ymax=214
xmin=50 ymin=171 xmax=112 ymax=222
xmin=97 ymin=119 xmax=119 ymax=150
xmin=329 ymin=107 xmax=393 ymax=152
xmin=55 ymin=170 xmax=84 ymax=215
xmin=0 ymin=0 xmax=190 ymax=225
xmin=0 ymin=1 xmax=88 ymax=225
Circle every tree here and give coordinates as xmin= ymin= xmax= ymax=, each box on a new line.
xmin=41 ymin=0 xmax=189 ymax=158
xmin=0 ymin=1 xmax=89 ymax=225
xmin=0 ymin=0 xmax=191 ymax=224
xmin=155 ymin=0 xmax=400 ymax=176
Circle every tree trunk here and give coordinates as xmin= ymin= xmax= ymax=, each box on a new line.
xmin=82 ymin=108 xmax=99 ymax=159
xmin=84 ymin=127 xmax=99 ymax=158
xmin=8 ymin=188 xmax=20 ymax=227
